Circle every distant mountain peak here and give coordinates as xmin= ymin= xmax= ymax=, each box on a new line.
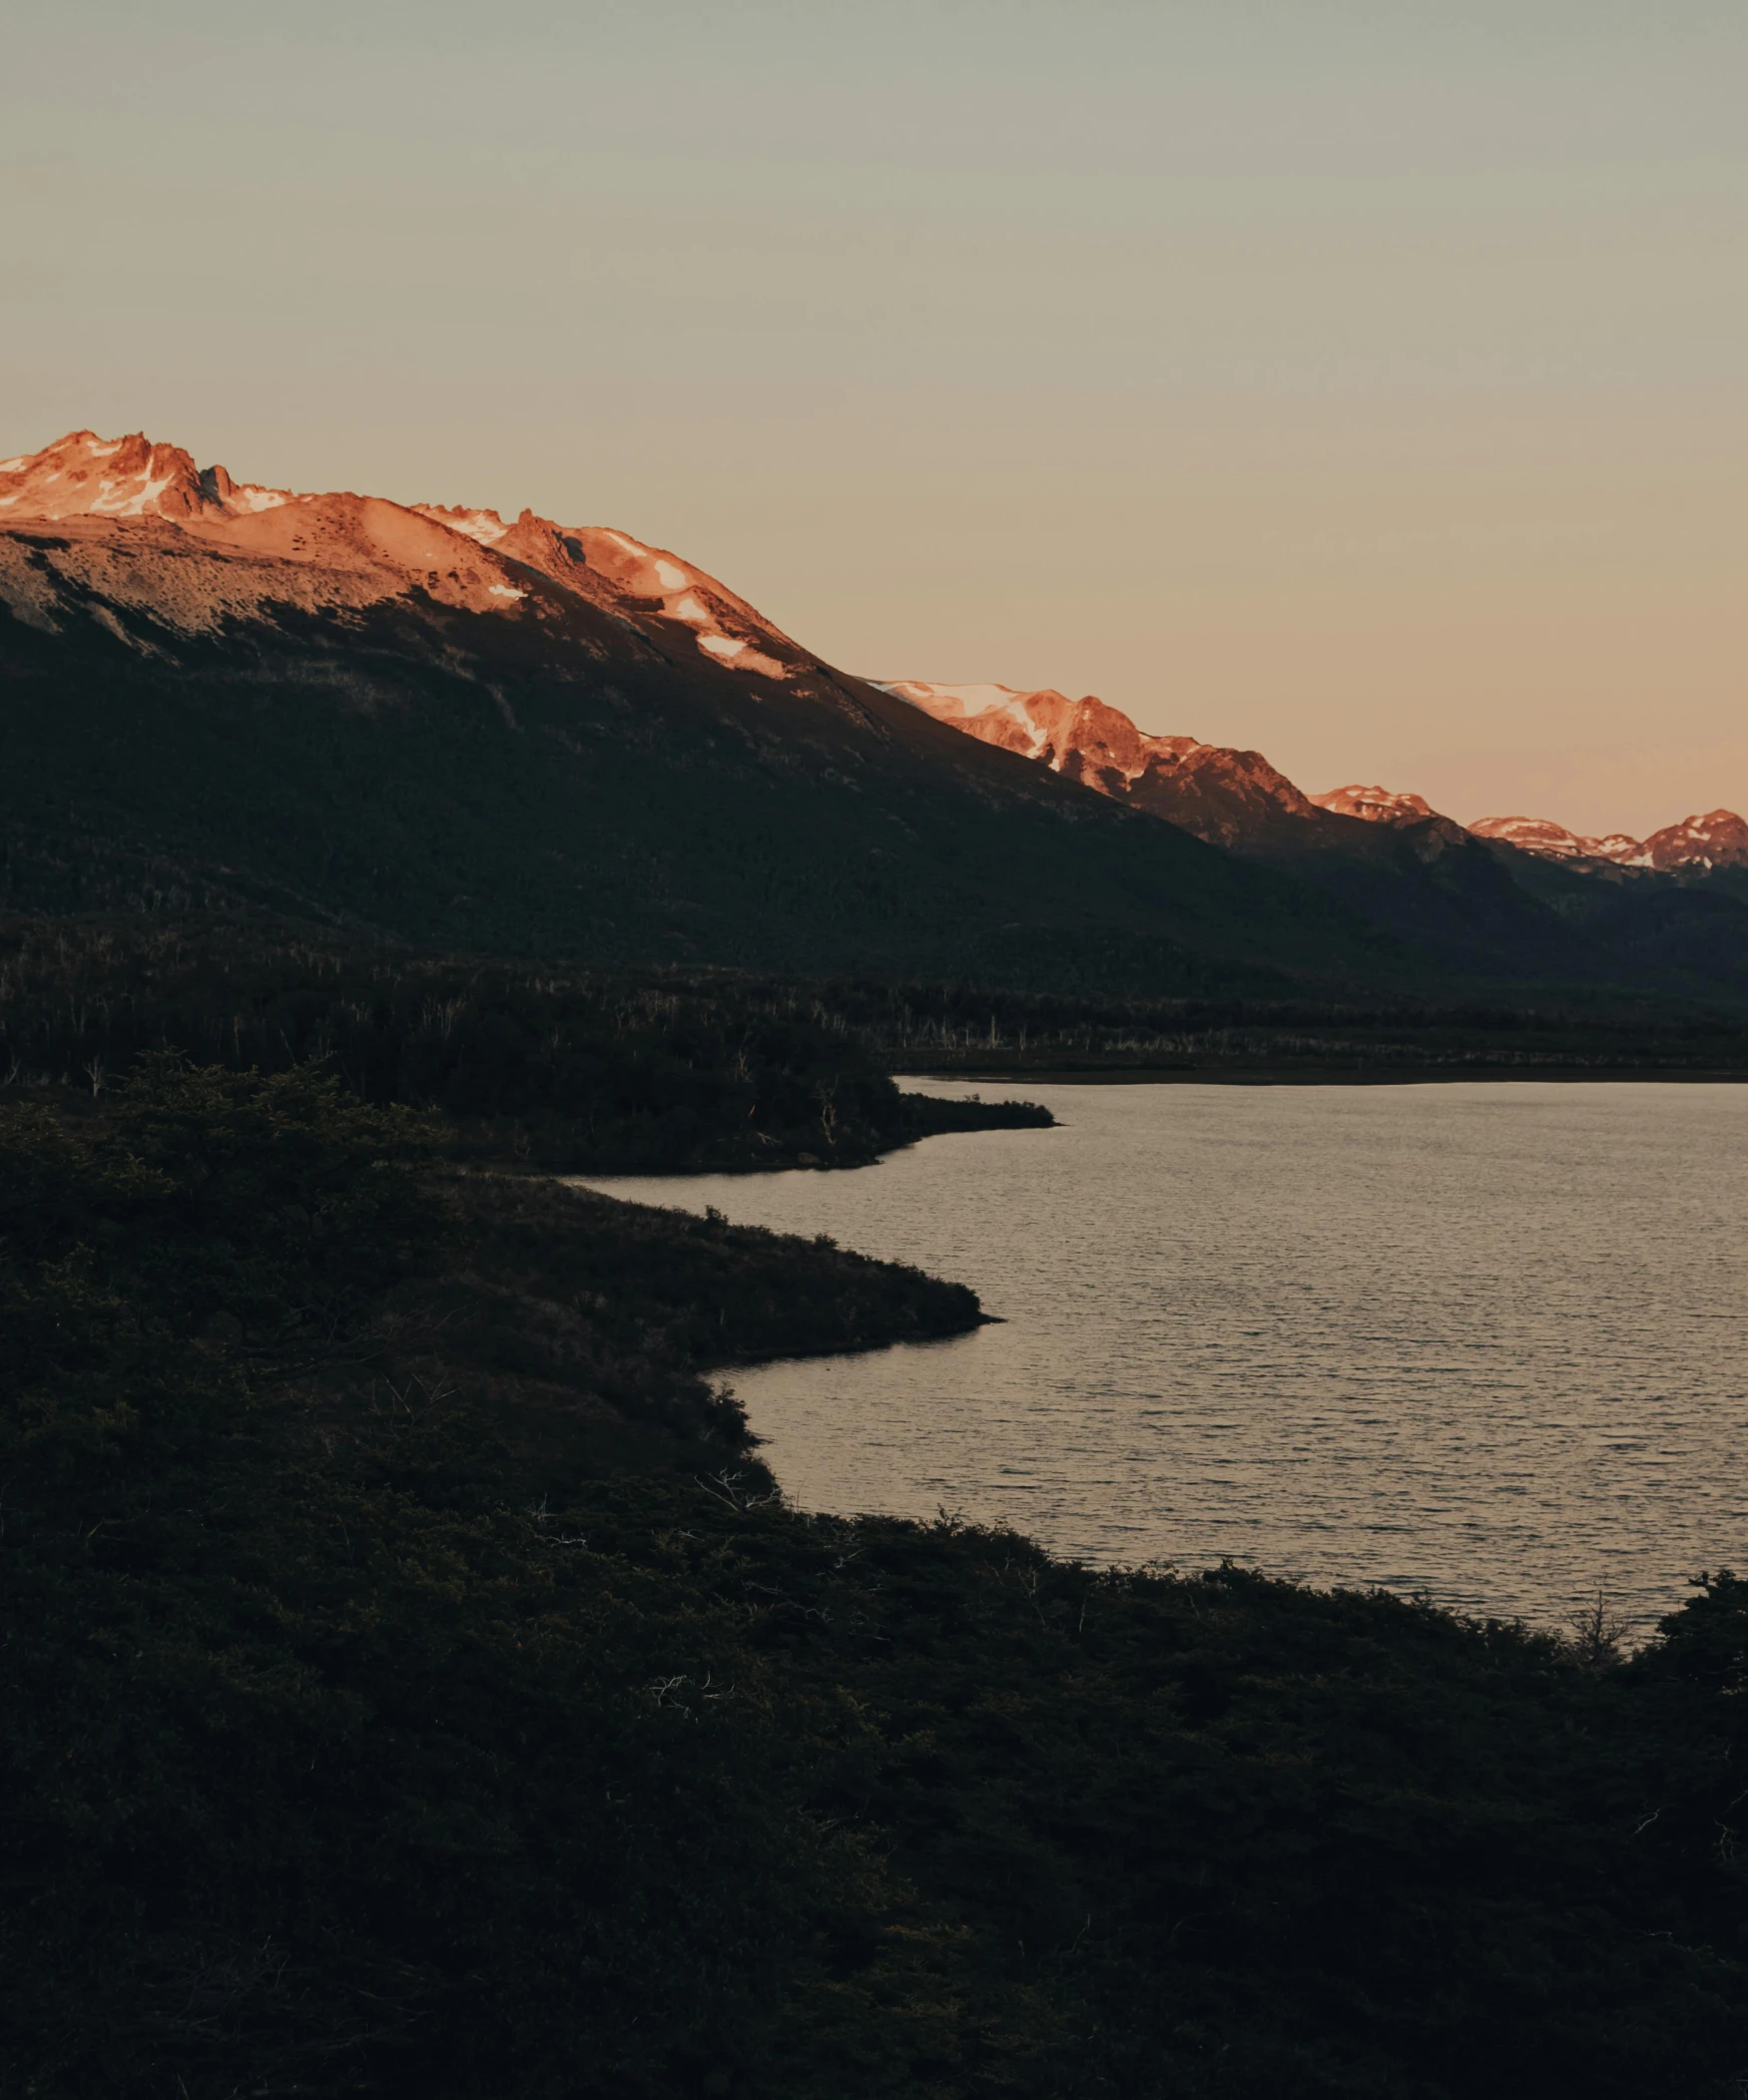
xmin=882 ymin=680 xmax=1455 ymax=851
xmin=890 ymin=673 xmax=1747 ymax=882
xmin=0 ymin=429 xmax=291 ymax=524
xmin=1467 ymin=815 xmax=1621 ymax=861
xmin=1638 ymin=808 xmax=1748 ymax=871
xmin=0 ymin=430 xmax=803 ymax=681
xmin=1468 ymin=808 xmax=1748 ymax=873
xmin=877 ymin=680 xmax=1200 ymax=788
xmin=1311 ymin=785 xmax=1440 ymax=825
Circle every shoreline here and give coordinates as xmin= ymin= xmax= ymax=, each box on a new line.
xmin=892 ymin=1064 xmax=1748 ymax=1088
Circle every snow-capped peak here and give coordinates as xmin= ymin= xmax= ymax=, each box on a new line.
xmin=1636 ymin=808 xmax=1748 ymax=871
xmin=878 ymin=676 xmax=1344 ymax=849
xmin=0 ymin=430 xmax=291 ymax=523
xmin=1311 ymin=785 xmax=1439 ymax=825
xmin=413 ymin=504 xmax=511 ymax=547
xmin=403 ymin=501 xmax=798 ymax=676
xmin=0 ymin=428 xmax=805 ymax=680
xmin=1467 ymin=808 xmax=1748 ymax=872
xmin=1466 ymin=814 xmax=1608 ymax=859
xmin=878 ymin=680 xmax=1202 ymax=780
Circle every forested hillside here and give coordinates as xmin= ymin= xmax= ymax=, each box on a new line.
xmin=2 ymin=919 xmax=1743 ymax=1145
xmin=0 ymin=917 xmax=1050 ymax=1172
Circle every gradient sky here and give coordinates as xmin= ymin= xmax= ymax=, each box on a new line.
xmin=4 ymin=1 xmax=1743 ymax=835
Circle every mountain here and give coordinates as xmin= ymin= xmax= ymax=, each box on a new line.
xmin=1470 ymin=808 xmax=1748 ymax=876
xmin=880 ymin=681 xmax=1627 ymax=976
xmin=1466 ymin=814 xmax=1644 ymax=867
xmin=0 ymin=430 xmax=816 ymax=682
xmin=882 ymin=680 xmax=1748 ymax=994
xmin=1311 ymin=785 xmax=1440 ymax=825
xmin=879 ymin=683 xmax=1510 ymax=862
xmin=7 ymin=427 xmax=1748 ymax=1003
xmin=1297 ymin=785 xmax=1748 ymax=882
xmin=878 ymin=680 xmax=1344 ymax=850
xmin=0 ymin=430 xmax=1402 ymax=997
xmin=883 ymin=679 xmax=1748 ymax=883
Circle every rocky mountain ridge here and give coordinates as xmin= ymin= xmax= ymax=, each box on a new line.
xmin=883 ymin=680 xmax=1746 ymax=876
xmin=876 ymin=680 xmax=1369 ymax=853
xmin=1310 ymin=785 xmax=1440 ymax=825
xmin=0 ymin=429 xmax=811 ymax=683
xmin=1467 ymin=808 xmax=1748 ymax=874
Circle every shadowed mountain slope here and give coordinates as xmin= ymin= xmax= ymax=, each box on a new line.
xmin=0 ymin=434 xmax=1400 ymax=998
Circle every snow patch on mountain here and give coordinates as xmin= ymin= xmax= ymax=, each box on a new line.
xmin=894 ymin=670 xmax=1745 ymax=874
xmin=1468 ymin=808 xmax=1748 ymax=873
xmin=0 ymin=431 xmax=299 ymax=527
xmin=1637 ymin=809 xmax=1748 ymax=871
xmin=406 ymin=498 xmax=797 ymax=677
xmin=1312 ymin=785 xmax=1440 ymax=825
xmin=882 ymin=680 xmax=1035 ymax=722
xmin=879 ymin=680 xmax=1188 ymax=779
xmin=881 ymin=677 xmax=1349 ymax=848
xmin=91 ymin=472 xmax=178 ymax=517
xmin=0 ymin=429 xmax=812 ymax=682
xmin=418 ymin=505 xmax=511 ymax=547
xmin=1467 ymin=815 xmax=1602 ymax=859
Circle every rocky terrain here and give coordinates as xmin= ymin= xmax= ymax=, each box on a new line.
xmin=882 ymin=678 xmax=1746 ymax=880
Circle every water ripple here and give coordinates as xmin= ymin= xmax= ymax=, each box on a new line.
xmin=582 ymin=1080 xmax=1748 ymax=1631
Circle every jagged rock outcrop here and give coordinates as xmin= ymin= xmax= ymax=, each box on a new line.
xmin=1469 ymin=809 xmax=1748 ymax=875
xmin=880 ymin=681 xmax=1349 ymax=850
xmin=882 ymin=680 xmax=1747 ymax=885
xmin=0 ymin=430 xmax=812 ymax=682
xmin=1312 ymin=785 xmax=1440 ymax=825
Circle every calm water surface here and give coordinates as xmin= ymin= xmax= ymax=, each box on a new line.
xmin=582 ymin=1081 xmax=1748 ymax=1630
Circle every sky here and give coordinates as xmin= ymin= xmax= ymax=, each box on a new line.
xmin=3 ymin=0 xmax=1743 ymax=836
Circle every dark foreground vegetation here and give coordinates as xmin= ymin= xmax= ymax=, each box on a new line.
xmin=5 ymin=1059 xmax=1748 ymax=2098
xmin=0 ymin=917 xmax=1050 ymax=1172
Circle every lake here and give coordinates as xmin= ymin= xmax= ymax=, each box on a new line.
xmin=580 ymin=1079 xmax=1748 ymax=1631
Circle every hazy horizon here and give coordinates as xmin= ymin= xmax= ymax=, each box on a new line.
xmin=4 ymin=1 xmax=1742 ymax=836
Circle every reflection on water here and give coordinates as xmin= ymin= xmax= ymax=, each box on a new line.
xmin=580 ymin=1080 xmax=1748 ymax=1629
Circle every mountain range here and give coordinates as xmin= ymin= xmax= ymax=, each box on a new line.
xmin=879 ymin=680 xmax=1748 ymax=878
xmin=3 ymin=427 xmax=1746 ymax=1003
